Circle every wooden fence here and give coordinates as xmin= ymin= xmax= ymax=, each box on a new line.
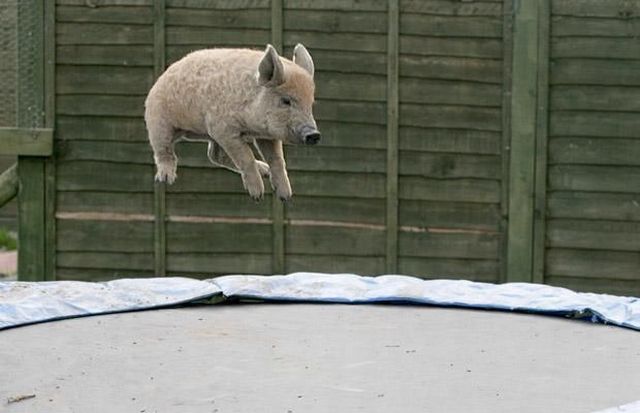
xmin=7 ymin=0 xmax=640 ymax=296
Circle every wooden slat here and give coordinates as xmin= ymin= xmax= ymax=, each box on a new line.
xmin=45 ymin=0 xmax=57 ymax=281
xmin=57 ymin=191 xmax=153 ymax=214
xmin=398 ymin=257 xmax=499 ymax=282
xmin=547 ymin=249 xmax=640 ymax=281
xmin=56 ymin=65 xmax=154 ymax=95
xmin=285 ymin=254 xmax=384 ymax=275
xmin=400 ymin=14 xmax=502 ymax=38
xmin=547 ymin=219 xmax=640 ymax=251
xmin=57 ymin=95 xmax=146 ymax=117
xmin=399 ymin=55 xmax=502 ymax=83
xmin=56 ymin=116 xmax=147 ymax=141
xmin=284 ymin=31 xmax=386 ymax=53
xmin=545 ymin=275 xmax=640 ymax=297
xmin=399 ymin=78 xmax=502 ymax=106
xmin=284 ymin=10 xmax=387 ymax=33
xmin=399 ymin=231 xmax=499 ymax=259
xmin=284 ymin=0 xmax=386 ymax=12
xmin=167 ymin=193 xmax=271 ymax=217
xmin=551 ymin=16 xmax=640 ymax=38
xmin=167 ymin=0 xmax=269 ymax=9
xmin=507 ymin=0 xmax=539 ymax=283
xmin=56 ymin=268 xmax=155 ymax=282
xmin=167 ymin=253 xmax=272 ymax=275
xmin=551 ymin=59 xmax=640 ymax=86
xmin=167 ymin=221 xmax=272 ymax=253
xmin=400 ymin=36 xmax=502 ymax=59
xmin=56 ymin=5 xmax=153 ymax=24
xmin=400 ymin=104 xmax=501 ymax=131
xmin=0 ymin=164 xmax=18 ymax=207
xmin=0 ymin=128 xmax=53 ymax=156
xmin=315 ymin=121 xmax=386 ymax=149
xmin=552 ymin=37 xmax=640 ymax=60
xmin=399 ymin=200 xmax=501 ymax=231
xmin=551 ymin=0 xmax=640 ymax=18
xmin=56 ymin=23 xmax=153 ymax=45
xmin=153 ymin=0 xmax=166 ymax=277
xmin=57 ymin=0 xmax=153 ymax=5
xmin=57 ymin=252 xmax=154 ymax=271
xmin=167 ymin=8 xmax=269 ymax=29
xmin=400 ymin=1 xmax=502 ymax=16
xmin=315 ymin=72 xmax=385 ymax=102
xmin=272 ymin=0 xmax=284 ymax=275
xmin=315 ymin=100 xmax=386 ymax=125
xmin=166 ymin=26 xmax=269 ymax=45
xmin=399 ymin=127 xmax=501 ymax=154
xmin=386 ymin=0 xmax=399 ymax=273
xmin=550 ymin=111 xmax=640 ymax=138
xmin=549 ymin=137 xmax=640 ymax=166
xmin=399 ymin=152 xmax=501 ymax=179
xmin=288 ymin=171 xmax=386 ymax=198
xmin=547 ymin=191 xmax=640 ymax=221
xmin=549 ymin=165 xmax=640 ymax=193
xmin=550 ymin=86 xmax=640 ymax=112
xmin=57 ymin=161 xmax=153 ymax=192
xmin=57 ymin=45 xmax=154 ymax=66
xmin=285 ymin=196 xmax=385 ymax=224
xmin=57 ymin=219 xmax=154 ymax=252
xmin=286 ymin=225 xmax=385 ymax=255
xmin=399 ymin=176 xmax=500 ymax=203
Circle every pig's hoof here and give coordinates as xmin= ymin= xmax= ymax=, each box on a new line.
xmin=256 ymin=161 xmax=271 ymax=178
xmin=276 ymin=185 xmax=292 ymax=202
xmin=155 ymin=166 xmax=176 ymax=185
xmin=242 ymin=172 xmax=265 ymax=201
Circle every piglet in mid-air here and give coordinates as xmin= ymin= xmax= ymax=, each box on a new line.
xmin=144 ymin=44 xmax=320 ymax=201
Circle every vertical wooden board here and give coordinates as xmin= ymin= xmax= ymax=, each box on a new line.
xmin=271 ymin=0 xmax=284 ymax=274
xmin=18 ymin=159 xmax=46 ymax=281
xmin=506 ymin=0 xmax=538 ymax=283
xmin=500 ymin=0 xmax=513 ymax=283
xmin=45 ymin=0 xmax=57 ymax=280
xmin=153 ymin=0 xmax=166 ymax=277
xmin=386 ymin=0 xmax=399 ymax=273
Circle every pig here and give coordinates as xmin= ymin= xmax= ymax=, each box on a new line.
xmin=144 ymin=44 xmax=320 ymax=201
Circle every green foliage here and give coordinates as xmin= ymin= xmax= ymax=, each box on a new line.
xmin=0 ymin=228 xmax=17 ymax=251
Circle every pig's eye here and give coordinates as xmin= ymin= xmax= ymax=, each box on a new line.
xmin=280 ymin=96 xmax=292 ymax=107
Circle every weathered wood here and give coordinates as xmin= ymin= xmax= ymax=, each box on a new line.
xmin=56 ymin=23 xmax=153 ymax=45
xmin=399 ymin=78 xmax=502 ymax=107
xmin=551 ymin=16 xmax=640 ymax=37
xmin=552 ymin=37 xmax=640 ymax=60
xmin=288 ymin=171 xmax=386 ymax=198
xmin=57 ymin=219 xmax=154 ymax=252
xmin=168 ymin=0 xmax=269 ymax=9
xmin=58 ymin=252 xmax=154 ymax=271
xmin=284 ymin=31 xmax=386 ymax=53
xmin=386 ymin=0 xmax=399 ymax=273
xmin=547 ymin=249 xmax=640 ymax=281
xmin=271 ymin=0 xmax=284 ymax=275
xmin=551 ymin=0 xmax=640 ymax=18
xmin=57 ymin=45 xmax=154 ymax=66
xmin=56 ymin=65 xmax=154 ymax=95
xmin=550 ymin=137 xmax=640 ymax=166
xmin=167 ymin=27 xmax=269 ymax=45
xmin=400 ymin=55 xmax=502 ymax=84
xmin=284 ymin=10 xmax=387 ymax=33
xmin=507 ymin=0 xmax=540 ymax=283
xmin=168 ymin=192 xmax=270 ymax=217
xmin=314 ymin=121 xmax=386 ymax=149
xmin=401 ymin=0 xmax=502 ymax=16
xmin=547 ymin=191 xmax=640 ymax=222
xmin=17 ymin=162 xmax=46 ymax=277
xmin=57 ymin=161 xmax=153 ymax=192
xmin=58 ymin=191 xmax=153 ymax=213
xmin=400 ymin=36 xmax=502 ymax=59
xmin=56 ymin=5 xmax=153 ymax=24
xmin=550 ymin=86 xmax=640 ymax=112
xmin=286 ymin=254 xmax=384 ymax=276
xmin=0 ymin=164 xmax=18 ymax=207
xmin=167 ymin=221 xmax=272 ymax=253
xmin=400 ymin=127 xmax=501 ymax=154
xmin=0 ymin=128 xmax=53 ymax=156
xmin=400 ymin=104 xmax=501 ymax=131
xmin=56 ymin=268 xmax=155 ymax=282
xmin=551 ymin=59 xmax=640 ymax=86
xmin=398 ymin=257 xmax=499 ymax=282
xmin=399 ymin=176 xmax=500 ymax=203
xmin=56 ymin=116 xmax=147 ymax=141
xmin=399 ymin=152 xmax=501 ymax=179
xmin=400 ymin=14 xmax=502 ymax=38
xmin=315 ymin=100 xmax=386 ymax=125
xmin=45 ymin=0 xmax=57 ymax=281
xmin=550 ymin=111 xmax=640 ymax=138
xmin=57 ymin=0 xmax=153 ymax=5
xmin=314 ymin=72 xmax=386 ymax=102
xmin=57 ymin=95 xmax=146 ymax=117
xmin=286 ymin=225 xmax=385 ymax=255
xmin=167 ymin=8 xmax=269 ymax=29
xmin=549 ymin=165 xmax=640 ymax=193
xmin=547 ymin=219 xmax=640 ymax=251
xmin=167 ymin=253 xmax=272 ymax=275
xmin=399 ymin=231 xmax=499 ymax=259
xmin=285 ymin=196 xmax=385 ymax=224
xmin=399 ymin=200 xmax=501 ymax=231
xmin=545 ymin=275 xmax=640 ymax=297
xmin=283 ymin=49 xmax=388 ymax=75
xmin=285 ymin=0 xmax=386 ymax=11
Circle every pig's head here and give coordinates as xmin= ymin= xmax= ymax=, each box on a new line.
xmin=254 ymin=44 xmax=320 ymax=145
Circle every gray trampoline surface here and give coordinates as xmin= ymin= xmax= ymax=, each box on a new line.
xmin=1 ymin=304 xmax=639 ymax=413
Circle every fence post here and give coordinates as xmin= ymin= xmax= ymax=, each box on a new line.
xmin=271 ymin=0 xmax=285 ymax=274
xmin=506 ymin=0 xmax=549 ymax=283
xmin=385 ymin=0 xmax=399 ymax=274
xmin=153 ymin=0 xmax=167 ymax=277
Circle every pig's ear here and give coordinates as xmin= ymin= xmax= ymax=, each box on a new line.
xmin=293 ymin=43 xmax=314 ymax=77
xmin=257 ymin=44 xmax=285 ymax=87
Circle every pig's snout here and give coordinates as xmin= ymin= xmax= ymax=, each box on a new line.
xmin=299 ymin=125 xmax=321 ymax=145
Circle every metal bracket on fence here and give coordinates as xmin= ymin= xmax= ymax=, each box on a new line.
xmin=0 ymin=127 xmax=53 ymax=156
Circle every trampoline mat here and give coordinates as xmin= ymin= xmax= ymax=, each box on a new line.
xmin=2 ymin=304 xmax=639 ymax=413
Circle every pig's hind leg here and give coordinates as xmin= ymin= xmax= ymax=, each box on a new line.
xmin=148 ymin=122 xmax=178 ymax=184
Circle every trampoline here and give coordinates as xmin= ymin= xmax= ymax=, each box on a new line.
xmin=1 ymin=274 xmax=639 ymax=413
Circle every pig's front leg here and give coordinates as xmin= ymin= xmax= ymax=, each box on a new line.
xmin=255 ymin=139 xmax=292 ymax=201
xmin=214 ymin=135 xmax=264 ymax=200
